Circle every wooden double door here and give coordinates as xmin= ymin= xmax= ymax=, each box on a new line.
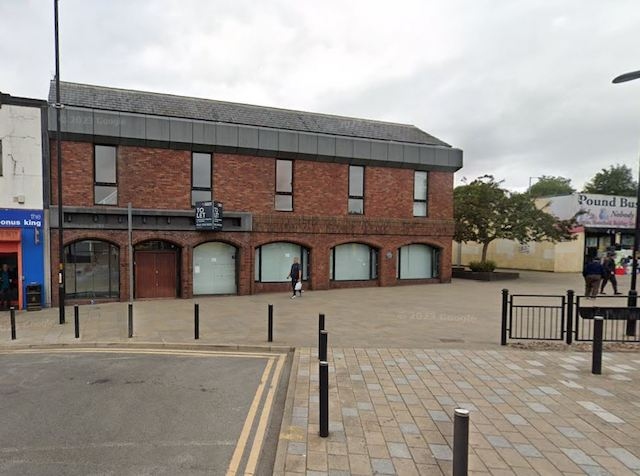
xmin=135 ymin=251 xmax=178 ymax=299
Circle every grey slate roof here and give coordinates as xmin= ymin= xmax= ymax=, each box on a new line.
xmin=49 ymin=81 xmax=450 ymax=147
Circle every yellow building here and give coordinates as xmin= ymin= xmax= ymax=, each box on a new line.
xmin=453 ymin=193 xmax=636 ymax=272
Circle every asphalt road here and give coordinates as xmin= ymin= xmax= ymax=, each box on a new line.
xmin=0 ymin=350 xmax=287 ymax=475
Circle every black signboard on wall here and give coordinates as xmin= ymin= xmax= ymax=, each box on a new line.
xmin=195 ymin=201 xmax=223 ymax=231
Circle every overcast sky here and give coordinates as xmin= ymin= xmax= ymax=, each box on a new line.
xmin=2 ymin=0 xmax=639 ymax=191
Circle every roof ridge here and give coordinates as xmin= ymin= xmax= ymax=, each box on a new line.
xmin=54 ymin=80 xmax=420 ymax=129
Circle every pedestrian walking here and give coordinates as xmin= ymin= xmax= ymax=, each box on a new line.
xmin=0 ymin=264 xmax=11 ymax=311
xmin=600 ymin=253 xmax=621 ymax=295
xmin=287 ymin=257 xmax=302 ymax=299
xmin=583 ymin=257 xmax=605 ymax=299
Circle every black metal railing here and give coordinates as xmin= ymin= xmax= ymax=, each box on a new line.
xmin=507 ymin=292 xmax=566 ymax=341
xmin=501 ymin=289 xmax=640 ymax=345
xmin=574 ymin=295 xmax=640 ymax=343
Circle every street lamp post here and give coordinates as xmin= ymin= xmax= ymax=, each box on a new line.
xmin=54 ymin=0 xmax=65 ymax=324
xmin=613 ymin=69 xmax=640 ymax=336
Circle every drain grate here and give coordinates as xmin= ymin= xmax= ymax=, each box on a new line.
xmin=439 ymin=338 xmax=465 ymax=343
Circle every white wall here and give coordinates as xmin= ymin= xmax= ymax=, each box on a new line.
xmin=0 ymin=104 xmax=44 ymax=209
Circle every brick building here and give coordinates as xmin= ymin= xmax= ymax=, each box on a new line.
xmin=48 ymin=82 xmax=462 ymax=304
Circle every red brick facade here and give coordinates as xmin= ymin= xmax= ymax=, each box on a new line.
xmin=50 ymin=140 xmax=455 ymax=304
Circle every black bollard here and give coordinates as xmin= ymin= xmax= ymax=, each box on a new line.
xmin=10 ymin=307 xmax=16 ymax=340
xmin=318 ymin=313 xmax=325 ymax=358
xmin=500 ymin=289 xmax=508 ymax=345
xmin=627 ymin=290 xmax=638 ymax=336
xmin=453 ymin=408 xmax=470 ymax=476
xmin=319 ymin=330 xmax=328 ymax=361
xmin=74 ymin=305 xmax=79 ymax=339
xmin=128 ymin=303 xmax=133 ymax=338
xmin=592 ymin=316 xmax=604 ymax=375
xmin=319 ymin=360 xmax=329 ymax=437
xmin=566 ymin=289 xmax=575 ymax=345
xmin=268 ymin=304 xmax=273 ymax=342
xmin=194 ymin=303 xmax=200 ymax=340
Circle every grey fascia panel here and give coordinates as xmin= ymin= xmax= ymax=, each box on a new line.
xmin=94 ymin=110 xmax=120 ymax=137
xmin=371 ymin=140 xmax=387 ymax=161
xmin=278 ymin=130 xmax=298 ymax=153
xmin=47 ymin=106 xmax=56 ymax=130
xmin=403 ymin=144 xmax=420 ymax=165
xmin=419 ymin=145 xmax=436 ymax=165
xmin=193 ymin=120 xmax=216 ymax=145
xmin=258 ymin=128 xmax=278 ymax=151
xmin=387 ymin=142 xmax=403 ymax=163
xmin=146 ymin=116 xmax=171 ymax=141
xmin=192 ymin=120 xmax=205 ymax=144
xmin=317 ymin=135 xmax=336 ymax=157
xmin=449 ymin=148 xmax=463 ymax=168
xmin=120 ymin=112 xmax=146 ymax=139
xmin=216 ymin=124 xmax=239 ymax=147
xmin=170 ymin=118 xmax=193 ymax=143
xmin=335 ymin=137 xmax=353 ymax=158
xmin=433 ymin=148 xmax=449 ymax=167
xmin=353 ymin=138 xmax=372 ymax=160
xmin=63 ymin=107 xmax=93 ymax=135
xmin=238 ymin=125 xmax=259 ymax=149
xmin=298 ymin=132 xmax=318 ymax=155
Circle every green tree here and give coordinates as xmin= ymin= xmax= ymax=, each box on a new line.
xmin=583 ymin=164 xmax=637 ymax=196
xmin=528 ymin=175 xmax=575 ymax=198
xmin=454 ymin=175 xmax=577 ymax=263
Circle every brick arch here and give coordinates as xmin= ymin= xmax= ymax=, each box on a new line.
xmin=133 ymin=237 xmax=184 ymax=249
xmin=64 ymin=236 xmax=122 ymax=250
xmin=192 ymin=237 xmax=243 ymax=250
xmin=395 ymin=240 xmax=444 ymax=251
xmin=327 ymin=238 xmax=384 ymax=251
xmin=62 ymin=231 xmax=127 ymax=249
xmin=253 ymin=238 xmax=314 ymax=250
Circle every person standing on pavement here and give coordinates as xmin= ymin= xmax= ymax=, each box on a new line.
xmin=287 ymin=257 xmax=302 ymax=299
xmin=600 ymin=253 xmax=621 ymax=295
xmin=0 ymin=264 xmax=11 ymax=311
xmin=583 ymin=257 xmax=605 ymax=299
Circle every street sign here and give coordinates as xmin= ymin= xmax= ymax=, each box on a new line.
xmin=195 ymin=201 xmax=223 ymax=231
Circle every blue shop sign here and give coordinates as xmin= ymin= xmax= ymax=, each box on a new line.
xmin=0 ymin=209 xmax=43 ymax=228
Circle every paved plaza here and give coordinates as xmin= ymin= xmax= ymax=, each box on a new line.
xmin=1 ymin=271 xmax=639 ymax=475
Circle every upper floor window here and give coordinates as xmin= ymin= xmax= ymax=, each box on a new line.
xmin=191 ymin=152 xmax=212 ymax=206
xmin=348 ymin=165 xmax=364 ymax=214
xmin=94 ymin=145 xmax=117 ymax=205
xmin=413 ymin=171 xmax=428 ymax=216
xmin=275 ymin=159 xmax=293 ymax=211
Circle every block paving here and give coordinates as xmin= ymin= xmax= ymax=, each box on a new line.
xmin=275 ymin=347 xmax=640 ymax=475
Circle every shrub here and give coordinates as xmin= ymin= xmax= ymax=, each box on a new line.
xmin=468 ymin=260 xmax=497 ymax=272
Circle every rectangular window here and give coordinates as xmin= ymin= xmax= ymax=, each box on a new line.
xmin=348 ymin=165 xmax=364 ymax=214
xmin=94 ymin=145 xmax=117 ymax=205
xmin=413 ymin=171 xmax=428 ymax=216
xmin=275 ymin=159 xmax=293 ymax=211
xmin=191 ymin=152 xmax=212 ymax=206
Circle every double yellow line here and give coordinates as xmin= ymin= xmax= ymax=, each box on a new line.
xmin=1 ymin=347 xmax=287 ymax=475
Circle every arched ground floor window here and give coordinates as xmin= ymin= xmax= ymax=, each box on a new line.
xmin=397 ymin=244 xmax=440 ymax=279
xmin=255 ymin=242 xmax=309 ymax=282
xmin=65 ymin=240 xmax=119 ymax=299
xmin=330 ymin=243 xmax=378 ymax=280
xmin=193 ymin=242 xmax=237 ymax=295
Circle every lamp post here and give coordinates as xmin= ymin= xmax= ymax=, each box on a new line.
xmin=54 ymin=0 xmax=65 ymax=324
xmin=613 ymin=69 xmax=640 ymax=335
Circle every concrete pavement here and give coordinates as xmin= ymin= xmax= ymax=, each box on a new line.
xmin=1 ymin=271 xmax=640 ymax=475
